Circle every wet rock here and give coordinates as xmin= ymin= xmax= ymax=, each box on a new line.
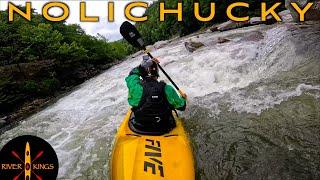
xmin=217 ymin=20 xmax=250 ymax=31
xmin=209 ymin=25 xmax=219 ymax=32
xmin=145 ymin=45 xmax=155 ymax=52
xmin=286 ymin=0 xmax=320 ymax=21
xmin=0 ymin=119 xmax=6 ymax=127
xmin=250 ymin=17 xmax=263 ymax=25
xmin=210 ymin=15 xmax=281 ymax=33
xmin=279 ymin=10 xmax=294 ymax=22
xmin=249 ymin=15 xmax=278 ymax=25
xmin=240 ymin=31 xmax=265 ymax=42
xmin=154 ymin=40 xmax=168 ymax=49
xmin=0 ymin=116 xmax=8 ymax=122
xmin=217 ymin=37 xmax=231 ymax=44
xmin=184 ymin=41 xmax=205 ymax=53
xmin=265 ymin=15 xmax=278 ymax=24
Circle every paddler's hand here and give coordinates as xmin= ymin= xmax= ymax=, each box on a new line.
xmin=179 ymin=89 xmax=187 ymax=100
xmin=152 ymin=57 xmax=160 ymax=64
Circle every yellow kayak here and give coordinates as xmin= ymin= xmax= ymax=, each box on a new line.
xmin=110 ymin=110 xmax=195 ymax=180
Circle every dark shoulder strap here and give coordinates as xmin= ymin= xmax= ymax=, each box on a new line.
xmin=159 ymin=81 xmax=173 ymax=109
xmin=159 ymin=81 xmax=167 ymax=90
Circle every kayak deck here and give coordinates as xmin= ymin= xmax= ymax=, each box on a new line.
xmin=110 ymin=110 xmax=195 ymax=180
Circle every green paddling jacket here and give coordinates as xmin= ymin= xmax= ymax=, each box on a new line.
xmin=125 ymin=67 xmax=186 ymax=111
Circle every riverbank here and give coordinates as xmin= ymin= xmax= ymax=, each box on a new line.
xmin=0 ymin=6 xmax=136 ymax=127
xmin=0 ymin=59 xmax=123 ymax=129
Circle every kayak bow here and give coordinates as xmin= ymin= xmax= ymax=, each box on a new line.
xmin=110 ymin=110 xmax=195 ymax=180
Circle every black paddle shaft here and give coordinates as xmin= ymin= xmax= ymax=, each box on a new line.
xmin=146 ymin=52 xmax=180 ymax=91
xmin=120 ymin=21 xmax=180 ymax=91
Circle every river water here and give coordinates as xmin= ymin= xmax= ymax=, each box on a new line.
xmin=1 ymin=22 xmax=319 ymax=179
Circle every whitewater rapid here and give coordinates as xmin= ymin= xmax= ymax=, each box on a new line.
xmin=1 ymin=22 xmax=319 ymax=179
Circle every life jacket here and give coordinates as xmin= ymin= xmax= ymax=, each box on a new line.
xmin=132 ymin=79 xmax=173 ymax=130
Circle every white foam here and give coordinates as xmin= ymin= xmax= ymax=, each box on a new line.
xmin=228 ymin=84 xmax=320 ymax=114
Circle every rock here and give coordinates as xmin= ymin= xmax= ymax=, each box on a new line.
xmin=209 ymin=25 xmax=218 ymax=32
xmin=206 ymin=29 xmax=212 ymax=33
xmin=145 ymin=45 xmax=155 ymax=52
xmin=0 ymin=116 xmax=8 ymax=121
xmin=154 ymin=40 xmax=168 ymax=49
xmin=265 ymin=15 xmax=279 ymax=25
xmin=286 ymin=0 xmax=320 ymax=21
xmin=0 ymin=119 xmax=6 ymax=127
xmin=249 ymin=15 xmax=278 ymax=25
xmin=145 ymin=40 xmax=169 ymax=51
xmin=279 ymin=10 xmax=294 ymax=22
xmin=217 ymin=37 xmax=231 ymax=44
xmin=217 ymin=20 xmax=250 ymax=31
xmin=250 ymin=17 xmax=263 ymax=25
xmin=240 ymin=31 xmax=264 ymax=42
xmin=184 ymin=41 xmax=204 ymax=53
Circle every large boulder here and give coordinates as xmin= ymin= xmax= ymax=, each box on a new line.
xmin=279 ymin=10 xmax=294 ymax=22
xmin=217 ymin=37 xmax=231 ymax=44
xmin=145 ymin=45 xmax=156 ymax=52
xmin=184 ymin=41 xmax=204 ymax=53
xmin=153 ymin=40 xmax=169 ymax=49
xmin=249 ymin=11 xmax=293 ymax=25
xmin=209 ymin=25 xmax=218 ymax=32
xmin=217 ymin=20 xmax=250 ymax=31
xmin=286 ymin=0 xmax=320 ymax=21
xmin=249 ymin=15 xmax=280 ymax=25
xmin=239 ymin=31 xmax=265 ymax=42
xmin=0 ymin=116 xmax=7 ymax=127
xmin=250 ymin=17 xmax=263 ymax=25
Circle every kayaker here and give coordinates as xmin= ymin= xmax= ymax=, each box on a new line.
xmin=125 ymin=55 xmax=187 ymax=134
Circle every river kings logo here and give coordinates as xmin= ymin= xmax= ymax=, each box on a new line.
xmin=0 ymin=135 xmax=58 ymax=180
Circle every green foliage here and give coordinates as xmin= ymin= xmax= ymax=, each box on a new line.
xmin=109 ymin=40 xmax=138 ymax=60
xmin=0 ymin=77 xmax=24 ymax=113
xmin=23 ymin=80 xmax=39 ymax=94
xmin=57 ymin=42 xmax=88 ymax=62
xmin=0 ymin=77 xmax=11 ymax=87
xmin=41 ymin=78 xmax=60 ymax=95
xmin=19 ymin=23 xmax=63 ymax=61
xmin=0 ymin=5 xmax=134 ymax=66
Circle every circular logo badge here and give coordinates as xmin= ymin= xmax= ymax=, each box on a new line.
xmin=0 ymin=135 xmax=59 ymax=180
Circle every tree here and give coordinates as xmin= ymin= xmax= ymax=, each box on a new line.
xmin=19 ymin=23 xmax=63 ymax=61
